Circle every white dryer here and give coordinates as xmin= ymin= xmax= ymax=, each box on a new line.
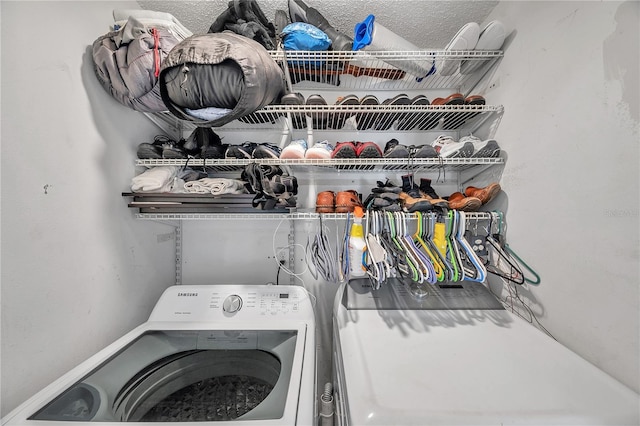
xmin=333 ymin=278 xmax=639 ymax=425
xmin=3 ymin=285 xmax=316 ymax=425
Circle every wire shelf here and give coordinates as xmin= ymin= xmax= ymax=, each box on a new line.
xmin=134 ymin=211 xmax=495 ymax=221
xmin=146 ymin=105 xmax=503 ymax=136
xmin=135 ymin=157 xmax=504 ymax=173
xmin=271 ymin=49 xmax=503 ymax=91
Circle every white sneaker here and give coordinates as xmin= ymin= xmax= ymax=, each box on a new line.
xmin=460 ymin=21 xmax=506 ymax=75
xmin=431 ymin=135 xmax=474 ymax=158
xmin=305 ymin=140 xmax=334 ymax=159
xmin=280 ymin=139 xmax=307 ymax=159
xmin=437 ymin=22 xmax=480 ymax=76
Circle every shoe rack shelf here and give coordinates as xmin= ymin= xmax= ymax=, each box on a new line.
xmin=145 ymin=49 xmax=504 ymax=139
xmin=273 ymin=49 xmax=503 ymax=91
xmin=133 ymin=211 xmax=494 ymax=221
xmin=136 ymin=157 xmax=503 ymax=172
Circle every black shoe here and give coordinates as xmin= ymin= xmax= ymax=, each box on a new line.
xmin=397 ymin=95 xmax=430 ymax=130
xmin=355 ymin=95 xmax=379 ymax=130
xmin=252 ymin=143 xmax=282 ymax=159
xmin=374 ymin=94 xmax=410 ymax=130
xmin=383 ymin=139 xmax=410 ymax=158
xmin=202 ymin=143 xmax=228 ymax=159
xmin=328 ymin=94 xmax=359 ymax=129
xmin=185 ymin=127 xmax=222 ymax=157
xmin=306 ymin=94 xmax=328 ymax=129
xmin=226 ymin=142 xmax=257 ymax=159
xmin=282 ymin=92 xmax=306 ymax=130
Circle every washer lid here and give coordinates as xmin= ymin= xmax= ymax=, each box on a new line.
xmin=12 ymin=324 xmax=308 ymax=425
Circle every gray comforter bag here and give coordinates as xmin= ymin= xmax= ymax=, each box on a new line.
xmin=159 ymin=32 xmax=286 ymax=127
xmin=92 ymin=17 xmax=181 ymax=112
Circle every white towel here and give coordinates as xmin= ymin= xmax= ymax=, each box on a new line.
xmin=131 ymin=166 xmax=179 ymax=193
xmin=184 ymin=178 xmax=247 ymax=195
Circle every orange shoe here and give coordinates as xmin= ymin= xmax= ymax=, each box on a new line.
xmin=335 ymin=190 xmax=363 ymax=213
xmin=464 ymin=182 xmax=501 ymax=204
xmin=315 ymin=191 xmax=335 ymax=213
xmin=447 ymin=192 xmax=481 ymax=211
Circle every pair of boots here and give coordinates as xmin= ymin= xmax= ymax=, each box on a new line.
xmin=399 ymin=176 xmax=448 ymax=212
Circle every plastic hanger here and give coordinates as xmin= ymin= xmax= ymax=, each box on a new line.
xmin=455 ymin=211 xmax=487 ymax=282
xmin=414 ymin=212 xmax=445 ymax=281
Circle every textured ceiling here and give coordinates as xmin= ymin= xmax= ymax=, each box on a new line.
xmin=137 ymin=0 xmax=498 ymax=48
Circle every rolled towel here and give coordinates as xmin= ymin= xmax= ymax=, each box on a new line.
xmin=131 ymin=166 xmax=179 ymax=192
xmin=184 ymin=178 xmax=247 ymax=195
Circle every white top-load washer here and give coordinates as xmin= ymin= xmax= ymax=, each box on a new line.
xmin=3 ymin=285 xmax=316 ymax=425
xmin=333 ymin=278 xmax=639 ymax=425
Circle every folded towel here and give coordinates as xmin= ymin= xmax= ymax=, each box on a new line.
xmin=131 ymin=166 xmax=180 ymax=192
xmin=184 ymin=178 xmax=247 ymax=195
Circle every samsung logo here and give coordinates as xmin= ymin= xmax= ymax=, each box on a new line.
xmin=177 ymin=292 xmax=198 ymax=297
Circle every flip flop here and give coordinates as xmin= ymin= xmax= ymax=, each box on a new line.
xmin=437 ymin=22 xmax=480 ymax=77
xmin=460 ymin=20 xmax=506 ymax=75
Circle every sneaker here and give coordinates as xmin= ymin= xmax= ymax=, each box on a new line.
xmin=306 ymin=94 xmax=328 ymax=129
xmin=464 ymin=182 xmax=501 ymax=204
xmin=226 ymin=142 xmax=257 ymax=159
xmin=374 ymin=94 xmax=410 ymax=130
xmin=431 ymin=135 xmax=474 ymax=158
xmin=356 ymin=95 xmax=379 ymax=130
xmin=355 ymin=141 xmax=382 ymax=158
xmin=281 ymin=92 xmax=306 ymax=130
xmin=447 ymin=192 xmax=482 ymax=211
xmin=383 ymin=139 xmax=410 ymax=158
xmin=252 ymin=143 xmax=282 ymax=159
xmin=280 ymin=139 xmax=308 ymax=159
xmin=397 ymin=94 xmax=430 ymax=130
xmin=460 ymin=20 xmax=506 ymax=75
xmin=472 ymin=139 xmax=501 ymax=158
xmin=162 ymin=139 xmax=188 ymax=159
xmin=328 ymin=94 xmax=359 ymax=129
xmin=202 ymin=143 xmax=229 ymax=159
xmin=410 ymin=144 xmax=438 ymax=158
xmin=137 ymin=135 xmax=170 ymax=159
xmin=305 ymin=140 xmax=334 ymax=159
xmin=437 ymin=22 xmax=480 ymax=76
xmin=332 ymin=141 xmax=357 ymax=158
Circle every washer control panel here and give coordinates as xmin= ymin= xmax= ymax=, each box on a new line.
xmin=149 ymin=285 xmax=313 ymax=322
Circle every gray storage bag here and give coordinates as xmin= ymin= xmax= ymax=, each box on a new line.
xmin=159 ymin=32 xmax=286 ymax=127
xmin=92 ymin=17 xmax=181 ymax=112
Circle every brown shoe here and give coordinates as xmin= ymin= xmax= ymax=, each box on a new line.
xmin=315 ymin=191 xmax=335 ymax=213
xmin=399 ymin=192 xmax=435 ymax=212
xmin=464 ymin=182 xmax=501 ymax=204
xmin=335 ymin=190 xmax=362 ymax=213
xmin=447 ymin=192 xmax=482 ymax=211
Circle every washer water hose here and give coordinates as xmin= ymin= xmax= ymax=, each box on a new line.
xmin=319 ymin=382 xmax=334 ymax=426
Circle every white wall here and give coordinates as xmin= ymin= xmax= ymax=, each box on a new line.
xmin=0 ymin=1 xmax=175 ymax=415
xmin=484 ymin=1 xmax=639 ymax=392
